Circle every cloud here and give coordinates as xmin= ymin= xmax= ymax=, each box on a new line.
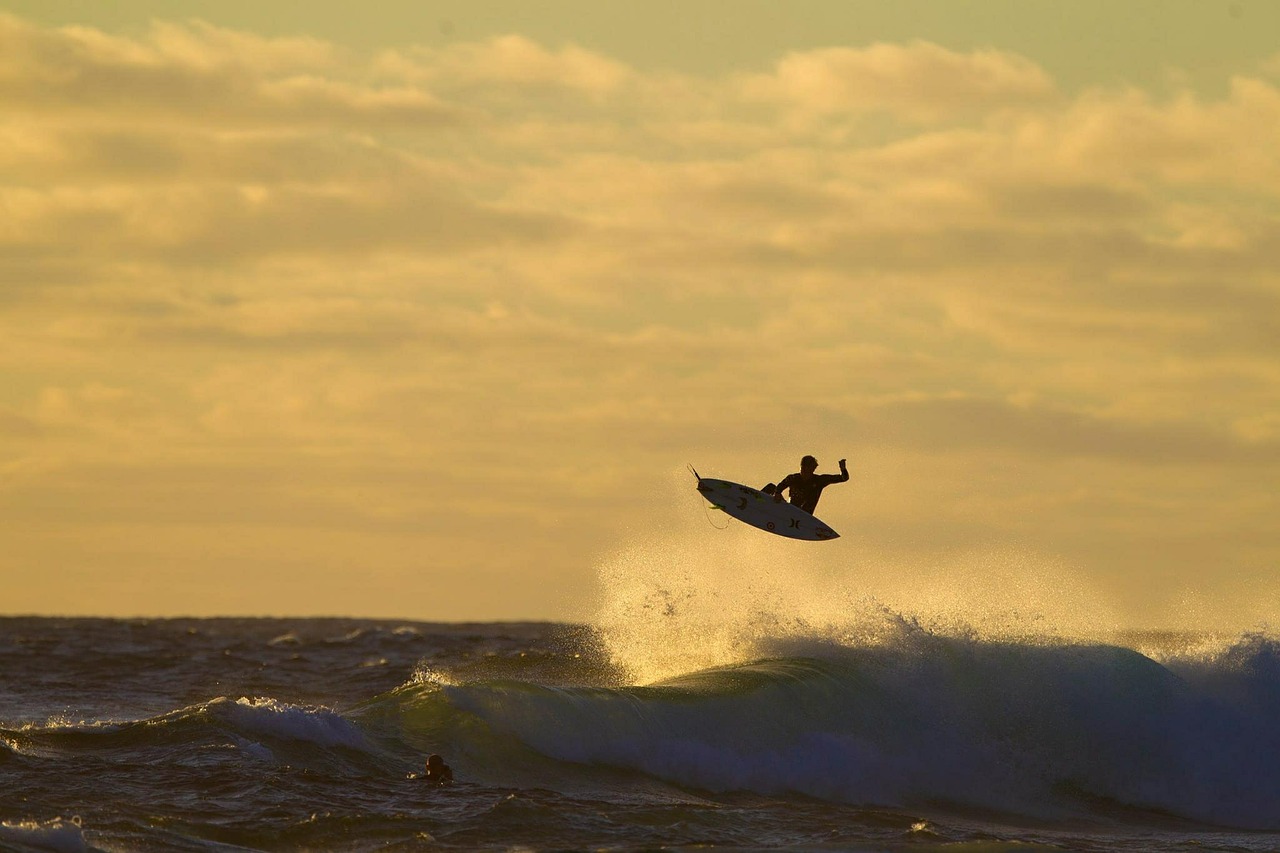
xmin=384 ymin=35 xmax=632 ymax=97
xmin=0 ymin=125 xmax=419 ymax=184
xmin=1 ymin=13 xmax=1278 ymax=622
xmin=0 ymin=167 xmax=572 ymax=266
xmin=0 ymin=408 xmax=42 ymax=438
xmin=987 ymin=181 xmax=1152 ymax=221
xmin=0 ymin=14 xmax=459 ymax=127
xmin=1002 ymin=80 xmax=1280 ymax=191
xmin=741 ymin=40 xmax=1055 ymax=121
xmin=0 ymin=14 xmax=335 ymax=75
xmin=849 ymin=396 xmax=1280 ymax=467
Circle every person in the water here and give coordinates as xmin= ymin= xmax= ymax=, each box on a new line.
xmin=766 ymin=455 xmax=848 ymax=514
xmin=423 ymin=754 xmax=453 ymax=785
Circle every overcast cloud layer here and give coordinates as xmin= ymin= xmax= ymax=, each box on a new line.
xmin=2 ymin=13 xmax=1277 ymax=624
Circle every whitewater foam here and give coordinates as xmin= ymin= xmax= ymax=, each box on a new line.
xmin=212 ymin=697 xmax=370 ymax=751
xmin=0 ymin=817 xmax=88 ymax=853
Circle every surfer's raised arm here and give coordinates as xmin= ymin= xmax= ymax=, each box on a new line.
xmin=771 ymin=455 xmax=848 ymax=514
xmin=817 ymin=458 xmax=849 ymax=487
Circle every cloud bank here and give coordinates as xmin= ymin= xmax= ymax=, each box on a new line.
xmin=1 ymin=14 xmax=1277 ymax=624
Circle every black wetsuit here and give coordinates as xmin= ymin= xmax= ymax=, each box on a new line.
xmin=425 ymin=767 xmax=453 ymax=784
xmin=776 ymin=471 xmax=848 ymax=514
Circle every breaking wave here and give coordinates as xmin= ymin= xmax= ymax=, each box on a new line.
xmin=411 ymin=628 xmax=1280 ymax=829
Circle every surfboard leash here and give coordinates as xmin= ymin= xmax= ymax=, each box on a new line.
xmin=700 ymin=500 xmax=730 ymax=530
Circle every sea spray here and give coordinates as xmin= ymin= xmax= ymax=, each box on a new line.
xmin=565 ymin=517 xmax=1280 ymax=827
xmin=591 ymin=521 xmax=1120 ymax=683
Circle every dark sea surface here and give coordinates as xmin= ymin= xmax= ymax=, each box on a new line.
xmin=2 ymin=616 xmax=1280 ymax=852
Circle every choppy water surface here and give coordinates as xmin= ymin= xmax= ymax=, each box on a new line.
xmin=2 ymin=617 xmax=1279 ymax=851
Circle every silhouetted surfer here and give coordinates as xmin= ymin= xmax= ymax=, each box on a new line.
xmin=423 ymin=754 xmax=453 ymax=785
xmin=764 ymin=455 xmax=848 ymax=514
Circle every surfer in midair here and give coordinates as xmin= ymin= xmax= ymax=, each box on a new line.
xmin=764 ymin=455 xmax=849 ymax=514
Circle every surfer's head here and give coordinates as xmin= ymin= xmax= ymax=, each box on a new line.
xmin=800 ymin=455 xmax=818 ymax=473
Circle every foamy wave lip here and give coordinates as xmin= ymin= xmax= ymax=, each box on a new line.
xmin=325 ymin=628 xmax=369 ymax=644
xmin=214 ymin=698 xmax=370 ymax=750
xmin=410 ymin=663 xmax=456 ymax=687
xmin=20 ymin=716 xmax=125 ymax=735
xmin=0 ymin=817 xmax=88 ymax=853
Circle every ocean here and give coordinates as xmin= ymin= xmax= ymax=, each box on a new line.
xmin=2 ymin=616 xmax=1279 ymax=852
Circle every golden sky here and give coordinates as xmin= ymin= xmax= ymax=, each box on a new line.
xmin=2 ymin=3 xmax=1277 ymax=626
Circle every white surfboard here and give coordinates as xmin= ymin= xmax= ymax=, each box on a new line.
xmin=694 ymin=476 xmax=839 ymax=541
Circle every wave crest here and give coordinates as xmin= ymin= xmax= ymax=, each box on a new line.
xmin=428 ymin=632 xmax=1280 ymax=829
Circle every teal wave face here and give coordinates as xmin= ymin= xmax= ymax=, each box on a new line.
xmin=393 ymin=633 xmax=1280 ymax=829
